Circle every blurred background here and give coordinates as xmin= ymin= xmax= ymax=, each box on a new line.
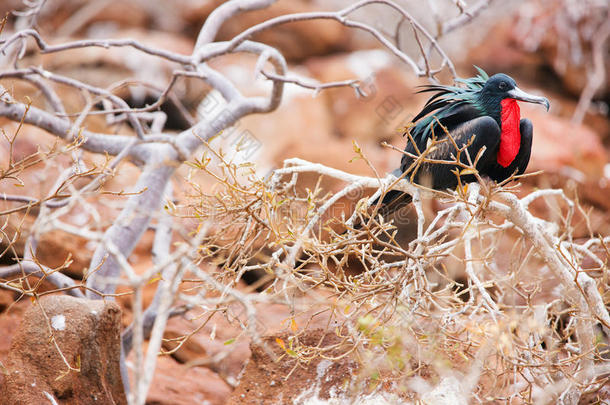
xmin=0 ymin=1 xmax=608 ymax=403
xmin=1 ymin=0 xmax=608 ymax=181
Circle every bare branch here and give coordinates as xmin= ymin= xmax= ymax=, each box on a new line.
xmin=194 ymin=0 xmax=456 ymax=78
xmin=0 ymin=262 xmax=84 ymax=298
xmin=0 ymin=29 xmax=192 ymax=65
xmin=195 ymin=0 xmax=278 ymax=47
xmin=572 ymin=17 xmax=610 ymax=124
xmin=0 ymin=97 xmax=140 ymax=157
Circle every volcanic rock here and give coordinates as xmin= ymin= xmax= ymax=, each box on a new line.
xmin=0 ymin=295 xmax=126 ymax=404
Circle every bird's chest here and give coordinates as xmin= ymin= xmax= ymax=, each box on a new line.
xmin=497 ymin=99 xmax=521 ymax=167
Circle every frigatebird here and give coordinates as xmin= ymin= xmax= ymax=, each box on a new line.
xmin=370 ymin=68 xmax=550 ymax=220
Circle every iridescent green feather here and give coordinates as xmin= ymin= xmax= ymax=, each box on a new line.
xmin=410 ymin=67 xmax=489 ymax=143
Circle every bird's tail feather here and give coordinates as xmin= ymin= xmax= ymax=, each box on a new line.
xmin=369 ymin=190 xmax=413 ymax=221
xmin=347 ymin=190 xmax=412 ymax=232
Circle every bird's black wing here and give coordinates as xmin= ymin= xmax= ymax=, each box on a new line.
xmin=361 ymin=105 xmax=495 ymax=227
xmin=404 ymin=103 xmax=485 ymax=166
xmin=403 ymin=115 xmax=501 ymax=190
xmin=367 ymin=189 xmax=412 ymax=226
xmin=356 ymin=71 xmax=494 ymax=227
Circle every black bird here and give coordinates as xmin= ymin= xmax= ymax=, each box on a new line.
xmin=370 ymin=68 xmax=550 ymax=220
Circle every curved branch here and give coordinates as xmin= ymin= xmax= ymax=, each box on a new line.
xmin=0 ymin=99 xmax=140 ymax=156
xmin=195 ymin=0 xmax=278 ymax=48
xmin=0 ymin=262 xmax=85 ymax=298
xmin=0 ymin=29 xmax=192 ymax=65
xmin=572 ymin=17 xmax=610 ymax=124
xmin=194 ymin=0 xmax=455 ymax=78
xmin=0 ymin=67 xmax=146 ymax=139
xmin=440 ymin=0 xmax=493 ymax=36
xmin=488 ymin=192 xmax=610 ymax=333
xmin=0 ymin=85 xmax=181 ymax=166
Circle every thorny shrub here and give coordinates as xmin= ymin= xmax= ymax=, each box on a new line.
xmin=175 ymin=140 xmax=610 ymax=402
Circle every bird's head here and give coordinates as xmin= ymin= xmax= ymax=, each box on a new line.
xmin=410 ymin=67 xmax=550 ymax=144
xmin=478 ymin=73 xmax=550 ymax=119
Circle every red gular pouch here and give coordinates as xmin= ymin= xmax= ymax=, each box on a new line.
xmin=497 ymin=98 xmax=521 ymax=167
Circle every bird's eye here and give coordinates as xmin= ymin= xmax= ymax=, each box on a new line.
xmin=498 ymin=82 xmax=507 ymax=90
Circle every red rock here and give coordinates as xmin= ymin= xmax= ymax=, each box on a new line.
xmin=515 ymin=104 xmax=610 ymax=222
xmin=142 ymin=354 xmax=232 ymax=405
xmin=227 ymin=329 xmax=358 ymax=404
xmin=162 ymin=301 xmax=334 ymax=383
xmin=1 ymin=295 xmax=126 ymax=404
xmin=0 ymin=298 xmax=27 ymax=359
xmin=0 ymin=118 xmax=163 ymax=280
xmin=0 ymin=299 xmax=35 ymax=391
xmin=0 ymin=211 xmax=92 ymax=280
xmin=466 ymin=20 xmax=543 ymax=80
xmin=0 ymin=289 xmax=17 ymax=313
xmin=4 ymin=0 xmax=187 ymax=35
xmin=469 ymin=4 xmax=609 ymax=100
xmin=0 ymin=121 xmax=98 ymax=278
xmin=0 ymin=1 xmax=24 ymax=19
xmin=204 ymin=54 xmax=386 ymax=209
xmin=0 ymin=298 xmax=29 ymax=390
xmin=306 ymin=50 xmax=425 ymax=144
xmin=208 ymin=51 xmax=418 ymax=182
xmin=163 ymin=313 xmax=251 ymax=382
xmin=525 ymin=105 xmax=607 ymax=177
xmin=531 ymin=14 xmax=610 ymax=99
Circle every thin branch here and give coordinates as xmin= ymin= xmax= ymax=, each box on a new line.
xmin=0 ymin=262 xmax=84 ymax=298
xmin=0 ymin=29 xmax=192 ymax=65
xmin=195 ymin=0 xmax=278 ymax=47
xmin=572 ymin=17 xmax=610 ymax=124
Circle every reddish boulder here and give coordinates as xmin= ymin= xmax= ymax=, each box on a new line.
xmin=525 ymin=105 xmax=607 ymax=177
xmin=227 ymin=330 xmax=358 ymax=404
xmin=161 ymin=303 xmax=300 ymax=382
xmin=306 ymin=50 xmax=424 ymax=144
xmin=0 ymin=289 xmax=17 ymax=313
xmin=0 ymin=298 xmax=29 ymax=384
xmin=160 ymin=298 xmax=337 ymax=386
xmin=0 ymin=295 xmax=126 ymax=404
xmin=144 ymin=355 xmax=232 ymax=405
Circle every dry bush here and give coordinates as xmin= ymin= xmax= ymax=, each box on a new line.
xmin=0 ymin=0 xmax=608 ymax=404
xmin=181 ymin=139 xmax=610 ymax=403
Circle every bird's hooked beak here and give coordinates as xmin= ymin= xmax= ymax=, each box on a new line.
xmin=507 ymin=87 xmax=550 ymax=111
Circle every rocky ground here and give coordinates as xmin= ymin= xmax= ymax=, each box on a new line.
xmin=0 ymin=0 xmax=608 ymax=404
